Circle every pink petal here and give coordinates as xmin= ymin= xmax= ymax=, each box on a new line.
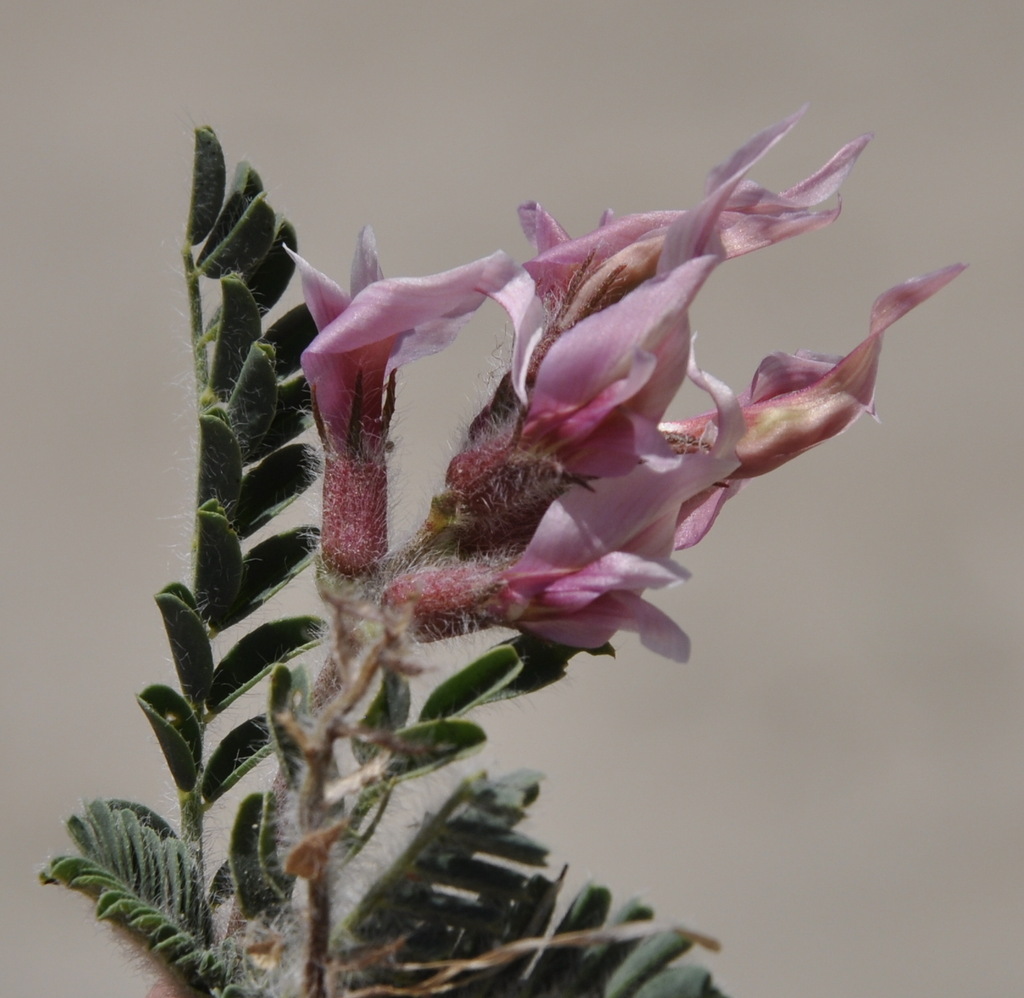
xmin=869 ymin=264 xmax=966 ymax=338
xmin=541 ymin=551 xmax=688 ymax=606
xmin=520 ymin=590 xmax=691 ymax=662
xmin=730 ymin=133 xmax=871 ymax=211
xmin=531 ymin=256 xmax=715 ymax=413
xmin=289 ymin=249 xmax=350 ymax=330
xmin=674 ymin=480 xmax=747 ymax=549
xmin=518 ymin=201 xmax=571 ymax=252
xmin=350 ymin=225 xmax=383 ymax=295
xmin=718 ymin=203 xmax=843 ymax=257
xmin=704 ymin=106 xmax=807 ymax=196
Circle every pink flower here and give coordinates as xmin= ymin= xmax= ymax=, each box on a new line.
xmin=490 ymin=440 xmax=743 ymax=662
xmin=390 ymin=358 xmax=746 ymax=657
xmin=663 ymin=265 xmax=966 ymax=547
xmin=511 ymin=111 xmax=823 ymax=478
xmin=303 ymin=111 xmax=964 ymax=662
xmin=519 ymin=107 xmax=870 ymax=308
xmin=293 ymin=231 xmax=535 ymax=575
xmin=514 ymin=252 xmax=718 ymax=476
xmin=428 ymin=111 xmax=829 ymax=560
xmin=385 ymin=459 xmax=706 ymax=660
xmin=295 ymin=231 xmax=533 ymax=459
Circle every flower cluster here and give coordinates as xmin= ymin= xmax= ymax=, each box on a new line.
xmin=295 ymin=110 xmax=962 ymax=661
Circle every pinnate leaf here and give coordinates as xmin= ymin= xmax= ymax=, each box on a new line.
xmin=40 ymin=800 xmax=238 ymax=989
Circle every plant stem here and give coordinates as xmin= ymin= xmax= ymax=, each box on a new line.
xmin=180 ymin=244 xmax=209 ymax=875
xmin=179 ymin=788 xmax=205 ymax=873
xmin=182 ymin=248 xmax=210 ymax=395
xmin=298 ymin=740 xmax=333 ymax=998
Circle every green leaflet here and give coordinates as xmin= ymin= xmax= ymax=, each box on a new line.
xmin=355 ymin=668 xmax=411 ymax=767
xmin=263 ymin=303 xmax=318 ymax=379
xmin=248 ymin=373 xmax=312 ymax=460
xmin=228 ymin=341 xmax=278 ymax=460
xmin=198 ymin=194 xmax=277 ymax=280
xmin=633 ymin=967 xmax=723 ymax=998
xmin=385 ymin=718 xmax=487 ymax=782
xmin=195 ymin=161 xmax=273 ymax=280
xmin=201 ymin=715 xmax=272 ymax=803
xmin=193 ymin=500 xmax=243 ymax=624
xmin=229 ymin=792 xmax=293 ymax=917
xmin=137 ymin=685 xmax=202 ymax=791
xmin=247 ymin=217 xmax=297 ymax=314
xmin=267 ymin=663 xmax=308 ymax=787
xmin=216 ymin=526 xmax=319 ymax=630
xmin=154 ymin=588 xmax=213 ymax=705
xmin=527 ymin=881 xmax=613 ymax=989
xmin=210 ymin=277 xmax=263 ymax=399
xmin=234 ymin=442 xmax=320 ymax=538
xmin=603 ymin=932 xmax=694 ymax=998
xmin=197 ymin=409 xmax=243 ymax=511
xmin=207 ymin=615 xmax=323 ymax=714
xmin=186 ymin=127 xmax=226 ymax=246
xmin=418 ymin=644 xmax=522 ymax=721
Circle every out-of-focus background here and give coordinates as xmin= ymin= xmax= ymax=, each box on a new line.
xmin=3 ymin=3 xmax=1020 ymax=996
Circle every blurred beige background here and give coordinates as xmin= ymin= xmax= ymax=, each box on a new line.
xmin=3 ymin=3 xmax=1020 ymax=996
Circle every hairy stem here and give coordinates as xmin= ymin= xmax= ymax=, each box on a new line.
xmin=179 ymin=788 xmax=205 ymax=873
xmin=181 ymin=249 xmax=209 ymax=395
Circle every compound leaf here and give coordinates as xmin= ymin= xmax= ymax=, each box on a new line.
xmin=40 ymin=800 xmax=238 ymax=990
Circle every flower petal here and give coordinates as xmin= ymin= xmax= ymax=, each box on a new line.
xmin=518 ymin=201 xmax=571 ymax=253
xmin=289 ymin=249 xmax=350 ymax=330
xmin=350 ymin=225 xmax=383 ymax=296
